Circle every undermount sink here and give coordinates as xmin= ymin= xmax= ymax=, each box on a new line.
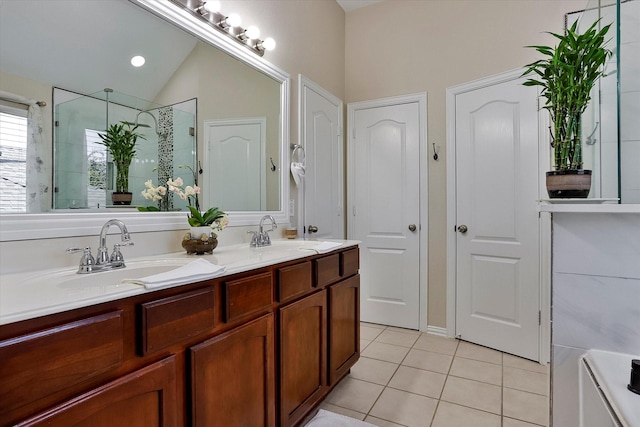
xmin=55 ymin=262 xmax=186 ymax=289
xmin=24 ymin=258 xmax=190 ymax=294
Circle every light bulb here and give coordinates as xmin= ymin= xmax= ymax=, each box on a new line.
xmin=131 ymin=55 xmax=145 ymax=67
xmin=262 ymin=37 xmax=276 ymax=51
xmin=226 ymin=13 xmax=242 ymax=27
xmin=245 ymin=26 xmax=260 ymax=39
xmin=203 ymin=0 xmax=220 ymax=13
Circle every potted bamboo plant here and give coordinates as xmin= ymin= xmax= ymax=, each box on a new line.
xmin=98 ymin=122 xmax=145 ymax=205
xmin=523 ymin=20 xmax=611 ymax=198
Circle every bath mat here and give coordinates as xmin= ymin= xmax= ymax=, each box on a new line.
xmin=304 ymin=409 xmax=376 ymax=427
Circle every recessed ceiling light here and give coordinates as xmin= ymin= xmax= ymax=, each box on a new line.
xmin=131 ymin=55 xmax=145 ymax=67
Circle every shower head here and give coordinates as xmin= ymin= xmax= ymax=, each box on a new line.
xmin=121 ymin=120 xmax=151 ymax=129
xmin=134 ymin=110 xmax=161 ymax=136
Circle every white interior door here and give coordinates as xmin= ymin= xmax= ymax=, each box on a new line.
xmin=454 ymin=75 xmax=541 ymax=360
xmin=203 ymin=118 xmax=266 ymax=211
xmin=299 ymin=76 xmax=344 ymax=240
xmin=348 ymin=95 xmax=425 ymax=330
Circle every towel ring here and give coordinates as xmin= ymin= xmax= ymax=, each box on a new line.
xmin=291 ymin=144 xmax=305 ymax=164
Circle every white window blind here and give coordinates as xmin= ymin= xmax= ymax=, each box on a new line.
xmin=0 ymin=108 xmax=28 ymax=213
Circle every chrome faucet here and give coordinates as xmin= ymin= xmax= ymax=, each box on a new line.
xmin=67 ymin=219 xmax=134 ymax=274
xmin=248 ymin=215 xmax=277 ymax=247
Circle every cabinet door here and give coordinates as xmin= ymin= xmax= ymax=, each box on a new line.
xmin=18 ymin=356 xmax=178 ymax=427
xmin=190 ymin=314 xmax=275 ymax=427
xmin=279 ymin=290 xmax=327 ymax=427
xmin=328 ymin=275 xmax=360 ymax=385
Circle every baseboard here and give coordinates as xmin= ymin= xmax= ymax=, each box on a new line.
xmin=426 ymin=325 xmax=448 ymax=337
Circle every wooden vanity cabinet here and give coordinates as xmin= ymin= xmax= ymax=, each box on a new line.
xmin=279 ymin=248 xmax=361 ymax=426
xmin=279 ymin=290 xmax=328 ymax=427
xmin=328 ymin=274 xmax=360 ymax=385
xmin=16 ymin=356 xmax=178 ymax=427
xmin=0 ymin=246 xmax=359 ymax=427
xmin=190 ymin=313 xmax=275 ymax=427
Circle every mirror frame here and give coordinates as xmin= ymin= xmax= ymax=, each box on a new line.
xmin=0 ymin=0 xmax=290 ymax=242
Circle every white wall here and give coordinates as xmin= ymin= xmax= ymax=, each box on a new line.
xmin=345 ymin=0 xmax=586 ymax=327
xmin=551 ymin=212 xmax=640 ymax=427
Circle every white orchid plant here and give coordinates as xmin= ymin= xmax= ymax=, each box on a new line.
xmin=138 ymin=177 xmax=228 ymax=232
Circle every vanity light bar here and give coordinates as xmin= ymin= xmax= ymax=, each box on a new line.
xmin=169 ymin=0 xmax=275 ymax=57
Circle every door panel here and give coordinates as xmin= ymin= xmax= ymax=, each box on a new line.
xmin=455 ymin=78 xmax=540 ymax=360
xmin=300 ymin=77 xmax=343 ymax=240
xmin=204 ymin=118 xmax=266 ymax=211
xmin=351 ymin=101 xmax=421 ymax=329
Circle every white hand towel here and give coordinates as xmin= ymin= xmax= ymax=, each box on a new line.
xmin=290 ymin=162 xmax=305 ymax=187
xmin=122 ymin=259 xmax=226 ymax=289
xmin=299 ymin=241 xmax=343 ymax=254
xmin=315 ymin=241 xmax=343 ymax=253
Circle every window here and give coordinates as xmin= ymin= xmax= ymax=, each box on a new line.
xmin=86 ymin=129 xmax=107 ymax=209
xmin=0 ymin=108 xmax=28 ymax=213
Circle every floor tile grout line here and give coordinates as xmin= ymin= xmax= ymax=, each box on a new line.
xmin=353 ymin=325 xmax=550 ymax=427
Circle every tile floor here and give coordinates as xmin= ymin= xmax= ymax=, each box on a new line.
xmin=320 ymin=322 xmax=550 ymax=427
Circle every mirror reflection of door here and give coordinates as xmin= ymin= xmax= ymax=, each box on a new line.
xmin=204 ymin=118 xmax=266 ymax=211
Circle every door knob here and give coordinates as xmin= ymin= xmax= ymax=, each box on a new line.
xmin=408 ymin=224 xmax=417 ymax=232
xmin=457 ymin=224 xmax=468 ymax=234
xmin=308 ymin=225 xmax=318 ymax=233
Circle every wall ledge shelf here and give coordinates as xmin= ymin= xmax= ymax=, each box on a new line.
xmin=538 ymin=200 xmax=640 ymax=213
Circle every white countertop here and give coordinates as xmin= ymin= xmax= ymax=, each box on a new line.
xmin=0 ymin=239 xmax=359 ymax=326
xmin=583 ymin=349 xmax=640 ymax=427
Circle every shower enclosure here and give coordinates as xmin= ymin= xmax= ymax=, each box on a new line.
xmin=571 ymin=0 xmax=640 ymax=203
xmin=53 ymin=88 xmax=196 ymax=210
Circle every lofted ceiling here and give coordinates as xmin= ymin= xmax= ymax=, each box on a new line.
xmin=336 ymin=0 xmax=385 ymax=12
xmin=0 ymin=0 xmax=197 ymax=104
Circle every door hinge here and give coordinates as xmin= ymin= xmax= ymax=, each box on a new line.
xmin=538 ymin=310 xmax=542 ymax=325
xmin=352 ymin=127 xmax=356 ymax=139
xmin=352 ymin=205 xmax=356 ymax=216
xmin=337 ymin=126 xmax=342 ymax=137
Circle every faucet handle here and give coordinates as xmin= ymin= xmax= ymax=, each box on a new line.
xmin=66 ymin=247 xmax=96 ymax=273
xmin=109 ymin=244 xmax=123 ymax=264
xmin=263 ymin=228 xmax=274 ymax=245
xmin=247 ymin=231 xmax=259 ymax=247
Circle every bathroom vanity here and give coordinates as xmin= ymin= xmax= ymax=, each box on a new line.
xmin=0 ymin=243 xmax=360 ymax=427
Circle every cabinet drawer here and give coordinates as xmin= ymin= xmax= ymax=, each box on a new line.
xmin=0 ymin=311 xmax=124 ymax=418
xmin=139 ymin=287 xmax=215 ymax=355
xmin=315 ymin=254 xmax=340 ymax=288
xmin=340 ymin=248 xmax=359 ymax=278
xmin=224 ymin=272 xmax=273 ymax=323
xmin=277 ymin=262 xmax=312 ymax=302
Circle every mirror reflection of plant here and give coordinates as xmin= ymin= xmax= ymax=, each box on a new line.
xmin=177 ymin=164 xmax=200 ymax=210
xmin=138 ymin=177 xmax=197 ymax=212
xmin=97 ymin=122 xmax=146 ymax=192
xmin=137 ymin=180 xmax=167 ymax=211
xmin=522 ymin=20 xmax=611 ymax=171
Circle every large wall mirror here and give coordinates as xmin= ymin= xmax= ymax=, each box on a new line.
xmin=0 ymin=0 xmax=290 ymax=241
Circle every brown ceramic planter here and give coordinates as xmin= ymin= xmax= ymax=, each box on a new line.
xmin=546 ymin=170 xmax=592 ymax=198
xmin=182 ymin=236 xmax=218 ymax=255
xmin=111 ymin=192 xmax=133 ymax=205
